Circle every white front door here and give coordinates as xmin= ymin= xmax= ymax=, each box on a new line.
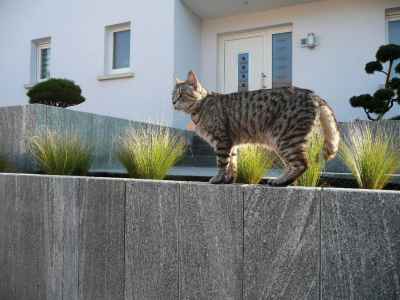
xmin=219 ymin=26 xmax=292 ymax=94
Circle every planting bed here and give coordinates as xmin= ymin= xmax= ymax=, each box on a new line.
xmin=0 ymin=105 xmax=193 ymax=173
xmin=0 ymin=173 xmax=399 ymax=300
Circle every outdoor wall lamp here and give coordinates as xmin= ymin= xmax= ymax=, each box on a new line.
xmin=301 ymin=33 xmax=318 ymax=49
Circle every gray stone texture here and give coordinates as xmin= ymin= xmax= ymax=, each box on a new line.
xmin=78 ymin=178 xmax=125 ymax=300
xmin=125 ymin=180 xmax=179 ymax=300
xmin=0 ymin=174 xmax=80 ymax=300
xmin=244 ymin=186 xmax=320 ymax=300
xmin=0 ymin=104 xmax=193 ymax=173
xmin=179 ymin=183 xmax=243 ymax=300
xmin=1 ymin=174 xmax=400 ymax=299
xmin=321 ymin=188 xmax=400 ymax=299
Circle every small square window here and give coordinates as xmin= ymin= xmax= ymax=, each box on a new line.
xmin=104 ymin=22 xmax=132 ymax=75
xmin=30 ymin=37 xmax=51 ymax=83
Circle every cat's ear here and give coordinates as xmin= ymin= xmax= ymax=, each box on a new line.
xmin=176 ymin=78 xmax=183 ymax=84
xmin=187 ymin=71 xmax=199 ymax=90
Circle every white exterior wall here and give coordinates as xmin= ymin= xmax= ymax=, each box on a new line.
xmin=0 ymin=0 xmax=176 ymax=125
xmin=201 ymin=0 xmax=400 ymax=121
xmin=173 ymin=0 xmax=202 ymax=128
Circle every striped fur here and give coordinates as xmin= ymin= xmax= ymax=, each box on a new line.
xmin=173 ymin=71 xmax=340 ymax=186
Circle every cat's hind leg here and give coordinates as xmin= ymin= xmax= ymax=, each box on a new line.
xmin=265 ymin=145 xmax=308 ymax=187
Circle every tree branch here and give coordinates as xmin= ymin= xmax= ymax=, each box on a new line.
xmin=386 ymin=60 xmax=394 ymax=88
xmin=365 ymin=109 xmax=380 ymax=121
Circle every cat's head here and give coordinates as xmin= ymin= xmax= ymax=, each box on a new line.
xmin=172 ymin=71 xmax=208 ymax=113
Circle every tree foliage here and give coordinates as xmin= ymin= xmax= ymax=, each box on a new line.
xmin=27 ymin=78 xmax=85 ymax=108
xmin=350 ymin=44 xmax=400 ymax=121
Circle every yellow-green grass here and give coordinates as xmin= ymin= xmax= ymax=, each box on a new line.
xmin=339 ymin=123 xmax=400 ymax=190
xmin=237 ymin=144 xmax=275 ymax=184
xmin=29 ymin=131 xmax=92 ymax=176
xmin=295 ymin=130 xmax=325 ymax=187
xmin=117 ymin=127 xmax=186 ymax=180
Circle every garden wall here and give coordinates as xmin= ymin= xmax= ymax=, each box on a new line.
xmin=0 ymin=173 xmax=399 ymax=300
xmin=0 ymin=105 xmax=193 ymax=173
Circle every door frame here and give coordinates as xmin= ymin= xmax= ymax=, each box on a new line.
xmin=217 ymin=25 xmax=292 ymax=93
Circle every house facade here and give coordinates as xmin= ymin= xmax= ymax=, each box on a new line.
xmin=0 ymin=0 xmax=399 ymax=129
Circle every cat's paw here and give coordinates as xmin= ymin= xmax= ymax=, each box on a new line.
xmin=209 ymin=174 xmax=234 ymax=184
xmin=209 ymin=174 xmax=225 ymax=184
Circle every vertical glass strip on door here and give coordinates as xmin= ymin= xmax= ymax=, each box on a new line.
xmin=272 ymin=32 xmax=292 ymax=88
xmin=238 ymin=53 xmax=249 ymax=92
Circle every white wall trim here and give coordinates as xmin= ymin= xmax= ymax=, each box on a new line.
xmin=97 ymin=72 xmax=135 ymax=81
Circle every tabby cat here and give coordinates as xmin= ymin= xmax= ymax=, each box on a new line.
xmin=173 ymin=71 xmax=340 ymax=186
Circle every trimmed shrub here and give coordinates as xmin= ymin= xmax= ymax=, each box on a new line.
xmin=29 ymin=131 xmax=92 ymax=175
xmin=350 ymin=44 xmax=400 ymax=121
xmin=27 ymin=78 xmax=85 ymax=108
xmin=117 ymin=127 xmax=186 ymax=180
xmin=339 ymin=123 xmax=400 ymax=190
xmin=237 ymin=145 xmax=275 ymax=184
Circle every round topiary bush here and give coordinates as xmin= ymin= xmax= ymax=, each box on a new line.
xmin=27 ymin=78 xmax=85 ymax=108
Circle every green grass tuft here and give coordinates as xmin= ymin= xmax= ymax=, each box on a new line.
xmin=117 ymin=127 xmax=186 ymax=180
xmin=339 ymin=123 xmax=400 ymax=190
xmin=237 ymin=145 xmax=275 ymax=184
xmin=29 ymin=131 xmax=92 ymax=176
xmin=295 ymin=130 xmax=325 ymax=187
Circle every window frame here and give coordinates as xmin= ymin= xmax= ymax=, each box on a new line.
xmin=105 ymin=23 xmax=132 ymax=75
xmin=37 ymin=42 xmax=51 ymax=82
xmin=386 ymin=9 xmax=400 ymax=43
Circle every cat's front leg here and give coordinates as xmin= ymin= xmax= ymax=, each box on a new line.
xmin=226 ymin=147 xmax=238 ymax=183
xmin=209 ymin=143 xmax=234 ymax=184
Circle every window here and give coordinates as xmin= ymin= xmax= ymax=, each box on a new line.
xmin=30 ymin=37 xmax=51 ymax=83
xmin=37 ymin=42 xmax=51 ymax=80
xmin=387 ymin=8 xmax=400 ymax=78
xmin=105 ymin=22 xmax=132 ymax=75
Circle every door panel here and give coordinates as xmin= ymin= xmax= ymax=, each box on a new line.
xmin=224 ymin=35 xmax=265 ymax=94
xmin=219 ymin=27 xmax=292 ymax=93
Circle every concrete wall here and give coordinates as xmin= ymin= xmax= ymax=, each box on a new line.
xmin=201 ymin=0 xmax=400 ymax=121
xmin=0 ymin=105 xmax=193 ymax=173
xmin=0 ymin=173 xmax=399 ymax=299
xmin=0 ymin=0 xmax=176 ymax=125
xmin=173 ymin=0 xmax=202 ymax=129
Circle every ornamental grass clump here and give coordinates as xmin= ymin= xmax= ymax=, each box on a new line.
xmin=117 ymin=127 xmax=186 ymax=180
xmin=295 ymin=130 xmax=325 ymax=187
xmin=29 ymin=131 xmax=92 ymax=176
xmin=339 ymin=123 xmax=400 ymax=190
xmin=237 ymin=145 xmax=275 ymax=184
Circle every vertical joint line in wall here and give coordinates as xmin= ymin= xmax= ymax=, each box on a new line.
xmin=177 ymin=183 xmax=181 ymax=300
xmin=77 ymin=179 xmax=81 ymax=299
xmin=123 ymin=181 xmax=127 ymax=300
xmin=242 ymin=188 xmax=245 ymax=300
xmin=319 ymin=188 xmax=322 ymax=300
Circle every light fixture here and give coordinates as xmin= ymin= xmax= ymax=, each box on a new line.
xmin=301 ymin=33 xmax=318 ymax=49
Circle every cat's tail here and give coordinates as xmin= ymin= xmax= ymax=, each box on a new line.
xmin=318 ymin=97 xmax=340 ymax=160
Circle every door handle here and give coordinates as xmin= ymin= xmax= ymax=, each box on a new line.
xmin=261 ymin=72 xmax=267 ymax=89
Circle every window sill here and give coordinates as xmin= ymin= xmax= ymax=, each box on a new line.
xmin=97 ymin=72 xmax=135 ymax=81
xmin=24 ymin=83 xmax=36 ymax=90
